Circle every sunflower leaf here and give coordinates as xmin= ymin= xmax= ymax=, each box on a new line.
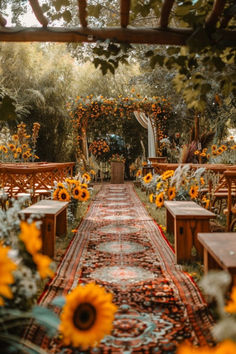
xmin=32 ymin=306 xmax=60 ymax=336
xmin=51 ymin=296 xmax=66 ymax=308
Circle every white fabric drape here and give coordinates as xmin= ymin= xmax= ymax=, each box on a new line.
xmin=134 ymin=111 xmax=156 ymax=158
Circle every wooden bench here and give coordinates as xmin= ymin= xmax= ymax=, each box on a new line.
xmin=198 ymin=232 xmax=236 ymax=285
xmin=164 ymin=201 xmax=216 ymax=263
xmin=19 ymin=200 xmax=69 ymax=258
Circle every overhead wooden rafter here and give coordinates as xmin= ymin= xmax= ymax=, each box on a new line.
xmin=0 ymin=0 xmax=235 ymax=46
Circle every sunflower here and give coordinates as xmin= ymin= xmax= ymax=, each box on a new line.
xmin=217 ymin=147 xmax=223 ymax=155
xmin=189 ymin=185 xmax=199 ymax=199
xmin=60 ymin=283 xmax=117 ymax=350
xmin=57 ymin=182 xmax=65 ymax=188
xmin=200 ymin=177 xmax=205 ymax=185
xmin=33 ymin=253 xmax=54 ymax=279
xmin=0 ymin=245 xmax=17 ymax=306
xmin=12 ymin=134 xmax=18 ymax=141
xmin=2 ymin=146 xmax=8 ymax=153
xmin=82 ymin=173 xmax=91 ymax=182
xmin=168 ymin=186 xmax=176 ymax=200
xmin=53 ymin=188 xmax=61 ymax=200
xmin=19 ymin=221 xmax=42 ymax=256
xmin=194 ymin=150 xmax=200 ymax=155
xmin=200 ymin=152 xmax=206 ymax=157
xmin=8 ymin=143 xmax=16 ymax=152
xmin=72 ymin=186 xmax=81 ymax=200
xmin=149 ymin=193 xmax=153 ymax=203
xmin=136 ymin=169 xmax=142 ymax=177
xmin=161 ymin=170 xmax=174 ymax=181
xmin=143 ymin=173 xmax=152 ymax=184
xmin=156 ymin=181 xmax=162 ymax=191
xmin=90 ymin=169 xmax=96 ymax=175
xmin=177 ymin=340 xmax=236 ymax=354
xmin=58 ymin=188 xmax=71 ymax=202
xmin=202 ymin=197 xmax=210 ymax=209
xmin=221 ymin=144 xmax=227 ymax=151
xmin=78 ymin=188 xmax=90 ymax=202
xmin=155 ymin=192 xmax=164 ymax=208
xmin=16 ymin=147 xmax=22 ymax=153
xmin=81 ymin=183 xmax=88 ymax=189
xmin=225 ymin=286 xmax=236 ymax=313
xmin=211 ymin=145 xmax=217 ymax=151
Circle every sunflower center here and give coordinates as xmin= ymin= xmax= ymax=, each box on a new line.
xmin=81 ymin=192 xmax=86 ymax=198
xmin=61 ymin=193 xmax=66 ymax=199
xmin=73 ymin=303 xmax=96 ymax=331
xmin=75 ymin=189 xmax=79 ymax=195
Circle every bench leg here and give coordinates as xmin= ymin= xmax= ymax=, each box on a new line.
xmin=42 ymin=215 xmax=56 ymax=258
xmin=175 ymin=218 xmax=210 ymax=263
xmin=166 ymin=209 xmax=174 ymax=234
xmin=56 ymin=208 xmax=67 ymax=236
xmin=203 ymin=248 xmax=222 ymax=274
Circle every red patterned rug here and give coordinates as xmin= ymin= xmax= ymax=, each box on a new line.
xmin=24 ymin=183 xmax=214 ymax=353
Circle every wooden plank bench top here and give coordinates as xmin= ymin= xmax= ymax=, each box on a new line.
xmin=198 ymin=232 xmax=236 ymax=284
xmin=20 ymin=200 xmax=68 ymax=216
xmin=19 ymin=200 xmax=69 ymax=258
xmin=164 ymin=201 xmax=216 ymax=219
xmin=164 ymin=201 xmax=216 ymax=263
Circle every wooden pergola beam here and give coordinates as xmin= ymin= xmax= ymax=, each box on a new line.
xmin=0 ymin=13 xmax=7 ymax=27
xmin=205 ymin=0 xmax=226 ymax=29
xmin=120 ymin=0 xmax=130 ymax=28
xmin=78 ymin=0 xmax=88 ymax=28
xmin=159 ymin=0 xmax=175 ymax=28
xmin=0 ymin=27 xmax=235 ymax=46
xmin=29 ymin=0 xmax=48 ymax=27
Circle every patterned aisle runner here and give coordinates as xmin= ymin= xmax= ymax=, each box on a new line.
xmin=25 ymin=183 xmax=214 ymax=353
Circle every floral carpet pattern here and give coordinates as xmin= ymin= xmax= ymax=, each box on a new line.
xmin=24 ymin=183 xmax=214 ymax=353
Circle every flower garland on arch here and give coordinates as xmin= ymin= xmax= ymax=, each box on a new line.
xmin=67 ymin=94 xmax=172 ymax=161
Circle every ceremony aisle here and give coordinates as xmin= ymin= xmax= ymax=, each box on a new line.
xmin=25 ymin=183 xmax=214 ymax=353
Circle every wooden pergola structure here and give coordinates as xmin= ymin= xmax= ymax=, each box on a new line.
xmin=0 ymin=0 xmax=235 ymax=46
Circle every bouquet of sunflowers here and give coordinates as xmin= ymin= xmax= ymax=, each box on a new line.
xmin=109 ymin=153 xmax=126 ymax=163
xmin=0 ymin=122 xmax=40 ymax=163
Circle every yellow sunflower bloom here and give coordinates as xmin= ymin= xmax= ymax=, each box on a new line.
xmin=8 ymin=143 xmax=16 ymax=152
xmin=2 ymin=146 xmax=8 ymax=153
xmin=156 ymin=182 xmax=162 ymax=191
xmin=58 ymin=188 xmax=71 ymax=202
xmin=143 ymin=173 xmax=152 ymax=184
xmin=0 ymin=246 xmax=17 ymax=306
xmin=200 ymin=177 xmax=205 ymax=185
xmin=78 ymin=188 xmax=90 ymax=202
xmin=57 ymin=182 xmax=65 ymax=188
xmin=12 ymin=134 xmax=18 ymax=141
xmin=81 ymin=183 xmax=88 ymax=189
xmin=136 ymin=169 xmax=142 ymax=177
xmin=194 ymin=150 xmax=200 ymax=155
xmin=200 ymin=152 xmax=206 ymax=157
xmin=177 ymin=340 xmax=236 ymax=354
xmin=82 ymin=173 xmax=91 ymax=182
xmin=90 ymin=170 xmax=96 ymax=175
xmin=60 ymin=283 xmax=117 ymax=350
xmin=72 ymin=186 xmax=81 ymax=200
xmin=211 ymin=145 xmax=217 ymax=151
xmin=189 ymin=185 xmax=199 ymax=199
xmin=16 ymin=147 xmax=22 ymax=154
xmin=53 ymin=188 xmax=61 ymax=200
xmin=33 ymin=253 xmax=54 ymax=279
xmin=168 ymin=186 xmax=176 ymax=200
xmin=155 ymin=192 xmax=164 ymax=208
xmin=149 ymin=193 xmax=153 ymax=203
xmin=217 ymin=147 xmax=223 ymax=155
xmin=225 ymin=286 xmax=236 ymax=313
xmin=161 ymin=170 xmax=174 ymax=181
xmin=19 ymin=221 xmax=42 ymax=256
xmin=221 ymin=145 xmax=227 ymax=151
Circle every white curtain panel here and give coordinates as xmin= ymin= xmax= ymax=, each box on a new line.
xmin=134 ymin=111 xmax=156 ymax=158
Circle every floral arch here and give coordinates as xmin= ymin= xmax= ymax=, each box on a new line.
xmin=67 ymin=94 xmax=173 ymax=165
